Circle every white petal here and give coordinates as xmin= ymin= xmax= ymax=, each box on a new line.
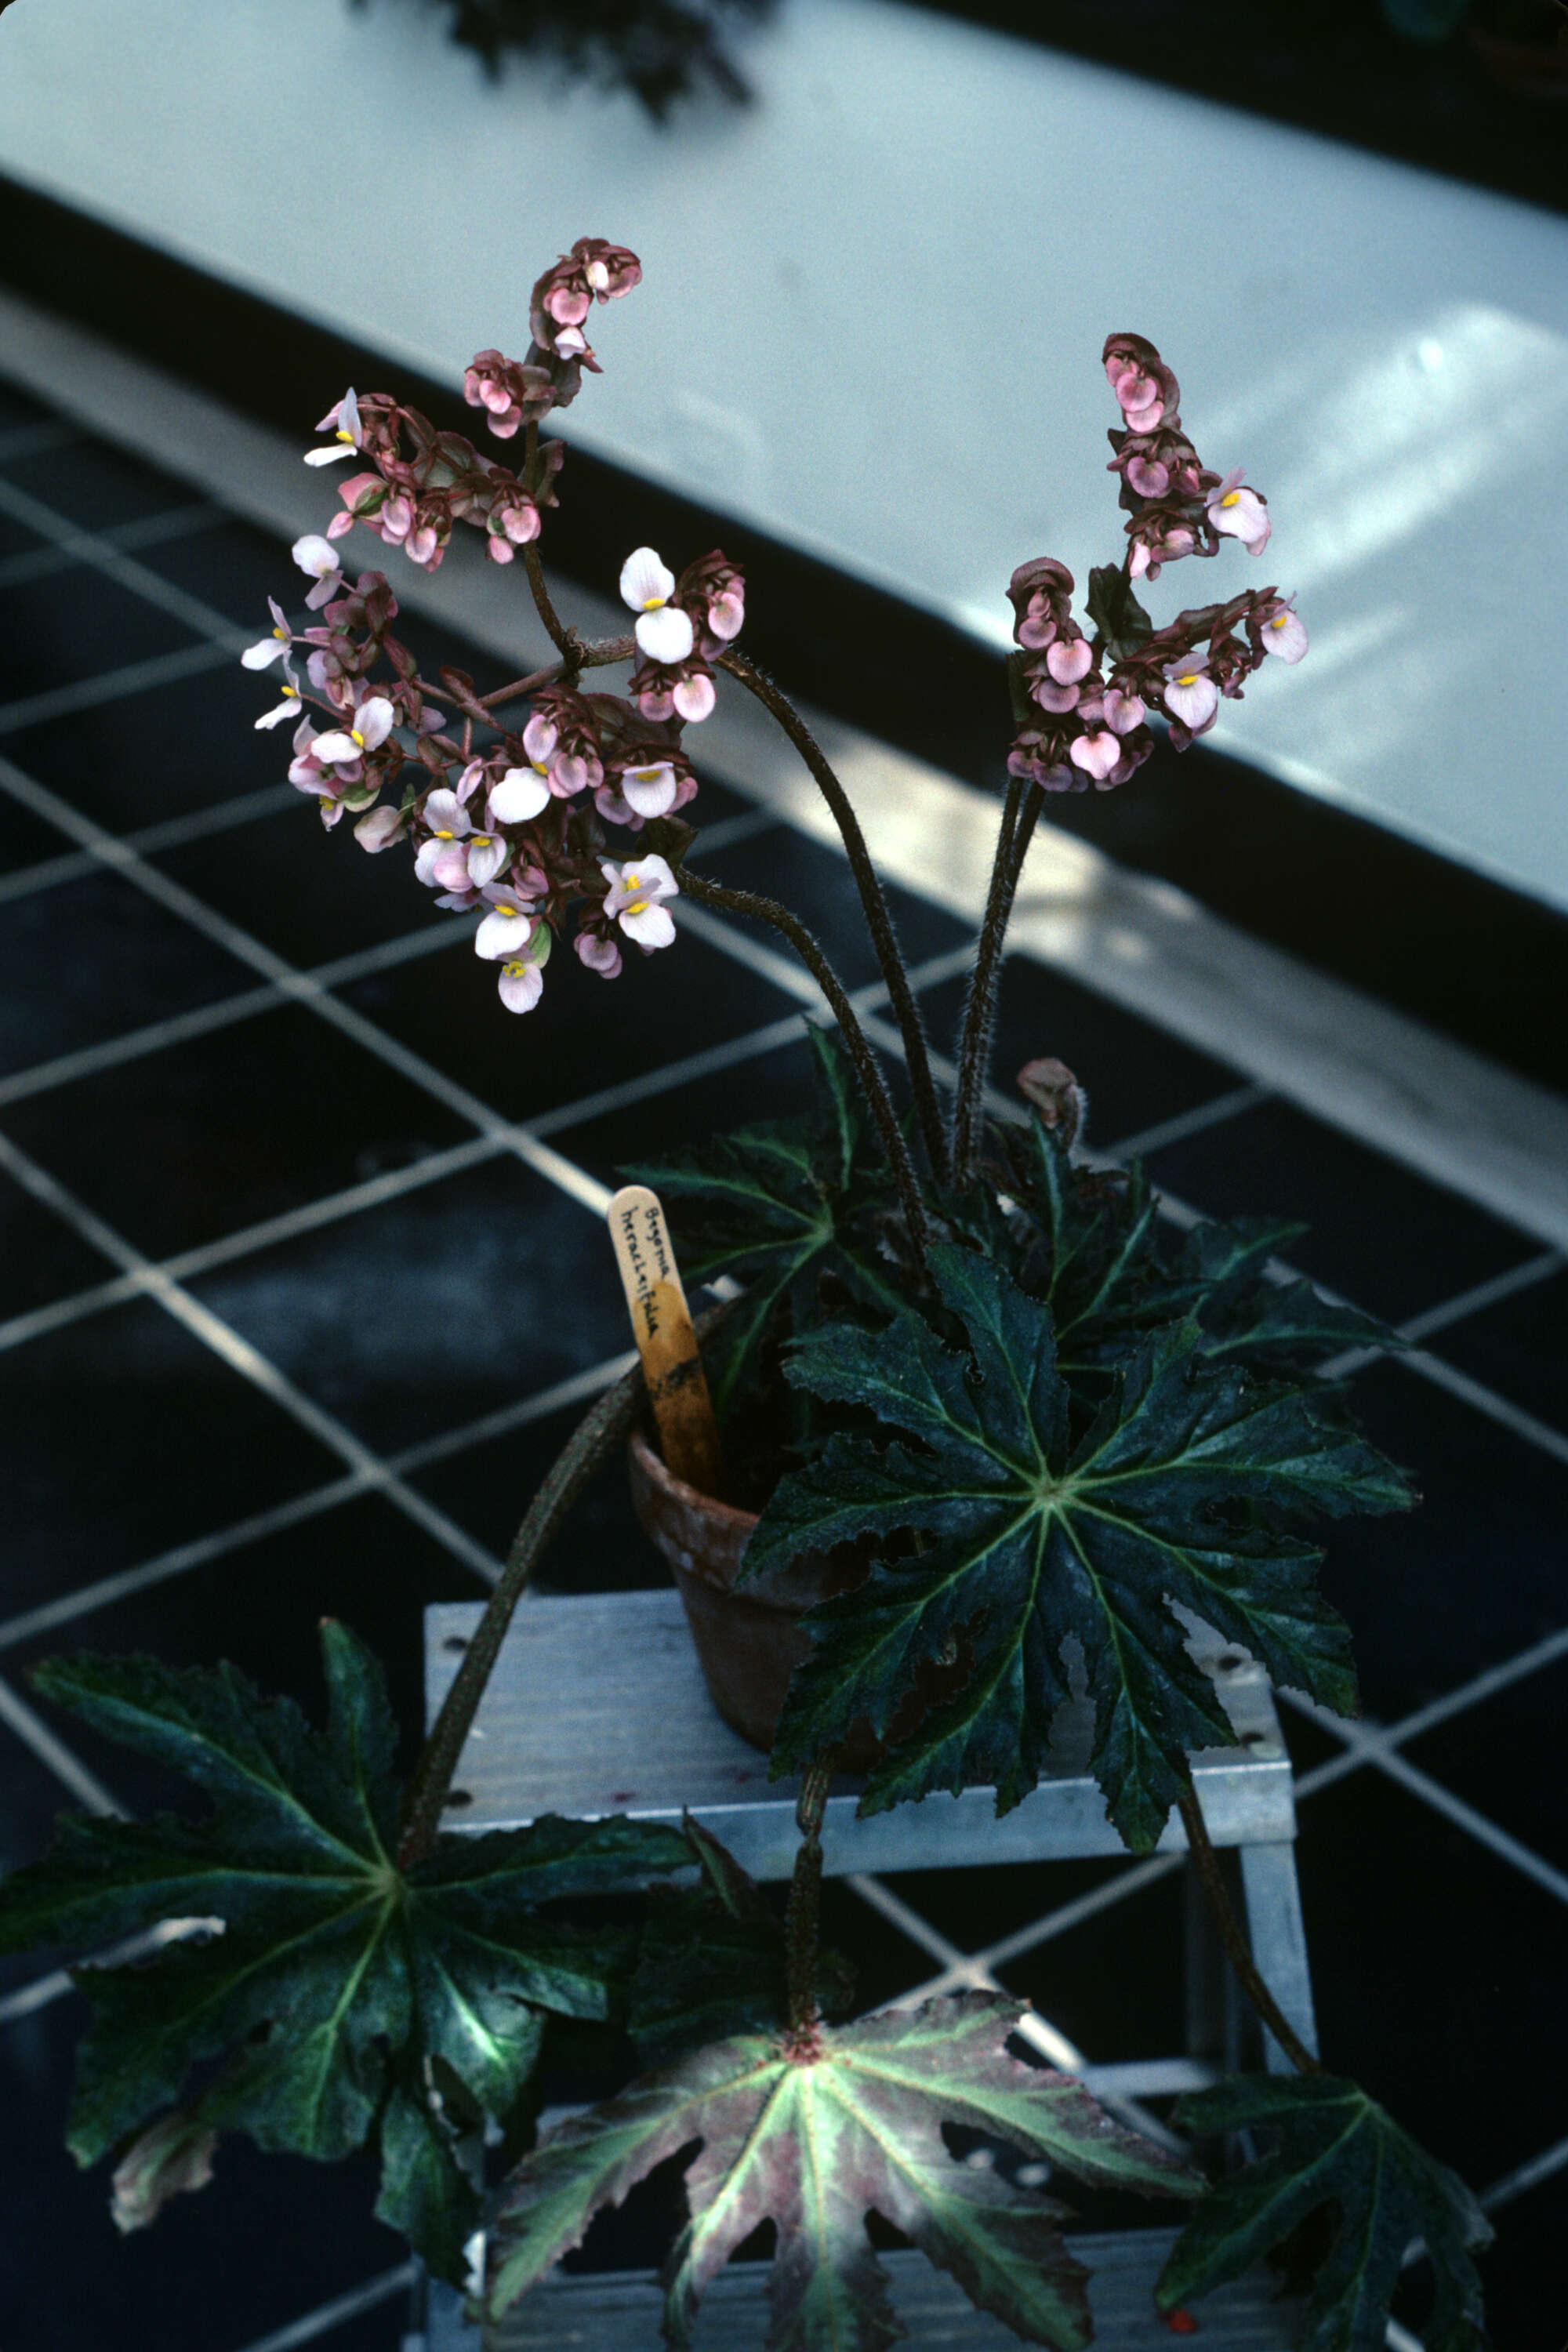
xmin=241 ymin=636 xmax=285 ymax=671
xmin=475 ymin=908 xmax=536 ymax=960
xmin=292 ymin=533 xmax=341 ymax=579
xmin=631 ymin=852 xmax=677 ymax=898
xmin=498 ymin=963 xmax=545 ymax=1013
xmin=310 ymin=730 xmax=360 ymax=764
xmin=620 ymin=764 xmax=679 ymax=818
xmin=488 ymin=767 xmax=551 ymax=824
xmin=634 ymin=606 xmax=695 ymax=665
xmin=356 ymin=699 xmax=397 ymax=752
xmin=465 ymin=836 xmax=510 ymax=887
xmin=254 ymin=697 xmax=299 ymax=731
xmin=620 ymin=903 xmax=676 ymax=949
xmin=619 ymin=546 xmax=674 ymax=612
xmin=304 ymin=445 xmax=356 ymax=466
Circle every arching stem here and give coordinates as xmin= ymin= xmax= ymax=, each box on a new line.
xmin=785 ymin=1757 xmax=837 ymax=2042
xmin=679 ymin=868 xmax=927 ymax=1258
xmin=1178 ymin=1792 xmax=1321 ymax=2078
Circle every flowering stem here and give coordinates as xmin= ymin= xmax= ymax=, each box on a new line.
xmin=785 ymin=1756 xmax=836 ymax=2042
xmin=1176 ymin=1791 xmax=1321 ymax=2078
xmin=396 ymin=1299 xmax=728 ymax=1869
xmin=678 ymin=867 xmax=928 ymax=1257
xmin=715 ymin=649 xmax=949 ymax=1183
xmin=521 ymin=423 xmax=586 ymax=674
xmin=952 ymin=775 xmax=1023 ymax=1175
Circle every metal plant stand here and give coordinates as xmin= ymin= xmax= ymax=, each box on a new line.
xmin=413 ymin=1591 xmax=1315 ymax=2351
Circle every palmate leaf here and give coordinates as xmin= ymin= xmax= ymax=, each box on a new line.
xmin=989 ymin=1120 xmax=1401 ymax=1379
xmin=489 ymin=1992 xmax=1200 ymax=2350
xmin=0 ymin=1623 xmax=689 ymax=2277
xmin=1160 ymin=2076 xmax=1493 ymax=2352
xmin=624 ymin=1025 xmax=909 ymax=1417
xmin=754 ymin=1246 xmax=1414 ymax=1851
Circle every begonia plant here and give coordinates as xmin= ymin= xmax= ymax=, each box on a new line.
xmin=0 ymin=238 xmax=1492 ymax=2351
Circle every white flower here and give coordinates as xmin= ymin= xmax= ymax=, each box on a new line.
xmin=619 ymin=761 xmax=680 ymax=819
xmin=253 ymin=654 xmax=303 ymax=731
xmin=601 ymin=853 xmax=679 ymax=950
xmin=1260 ymin=602 xmax=1308 ymax=663
xmin=1162 ymin=659 xmax=1219 ymax=732
xmin=475 ymin=889 xmax=542 ymax=960
xmin=241 ymin=597 xmax=294 ymax=671
xmin=1206 ymin=467 xmax=1271 ymax=554
xmin=488 ymin=766 xmax=552 ymax=825
xmin=619 ymin=546 xmax=695 ymax=665
xmin=310 ymin=695 xmax=396 ymax=768
xmin=497 ymin=960 xmax=545 ymax=1014
xmin=292 ymin=533 xmax=344 ymax=611
xmin=304 ymin=388 xmax=363 ymax=467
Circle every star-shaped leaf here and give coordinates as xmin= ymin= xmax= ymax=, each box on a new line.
xmin=753 ymin=1244 xmax=1413 ymax=1850
xmin=489 ymin=1992 xmax=1200 ymax=2350
xmin=1160 ymin=2074 xmax=1493 ymax=2352
xmin=0 ymin=1623 xmax=689 ymax=2275
xmin=624 ymin=1024 xmax=909 ymax=1420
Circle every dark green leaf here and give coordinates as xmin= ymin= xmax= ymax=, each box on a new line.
xmin=0 ymin=1625 xmax=688 ymax=2275
xmin=624 ymin=1024 xmax=908 ymax=1417
xmin=491 ymin=1993 xmax=1198 ymax=2350
xmin=757 ymin=1247 xmax=1413 ymax=1850
xmin=1161 ymin=2074 xmax=1492 ymax=2352
xmin=1086 ymin=564 xmax=1155 ymax=663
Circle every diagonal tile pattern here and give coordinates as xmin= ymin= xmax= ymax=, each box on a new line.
xmin=0 ymin=379 xmax=1563 ymax=2352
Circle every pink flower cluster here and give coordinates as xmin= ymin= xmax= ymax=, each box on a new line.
xmin=245 ymin=505 xmax=746 ymax=1013
xmin=1103 ymin=332 xmax=1271 ymax=581
xmin=1004 ymin=334 xmax=1305 ymax=796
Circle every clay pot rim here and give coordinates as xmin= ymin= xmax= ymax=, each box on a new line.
xmin=628 ymin=1421 xmax=760 ymax=1540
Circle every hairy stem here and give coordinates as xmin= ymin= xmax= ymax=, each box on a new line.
xmin=715 ymin=649 xmax=949 ymax=1181
xmin=521 ymin=422 xmax=585 ymax=673
xmin=952 ymin=775 xmax=1022 ymax=1175
xmin=785 ymin=1757 xmax=837 ymax=2038
xmin=397 ymin=1305 xmax=730 ymax=1870
xmin=679 ymin=868 xmax=927 ymax=1256
xmin=1178 ymin=1792 xmax=1321 ymax=2077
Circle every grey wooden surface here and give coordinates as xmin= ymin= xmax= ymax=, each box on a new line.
xmin=424 ymin=1592 xmax=1297 ymax=1880
xmin=424 ymin=2229 xmax=1298 ymax=2349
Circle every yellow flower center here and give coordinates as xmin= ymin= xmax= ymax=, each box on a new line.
xmin=1219 ymin=490 xmax=1240 ymax=509
xmin=434 ymin=829 xmax=455 ymax=841
xmin=495 ymin=902 xmax=517 ymax=918
xmin=1176 ymin=671 xmax=1198 ymax=688
xmin=503 ymin=960 xmax=527 ymax=977
xmin=625 ymin=900 xmax=648 ymax=916
xmin=472 ymin=833 xmax=491 ymax=846
xmin=273 ymin=625 xmax=289 ymax=641
xmin=533 ymin=760 xmax=550 ymax=775
xmin=282 ymin=684 xmax=298 ymax=699
xmin=318 ymin=794 xmax=335 ymax=813
xmin=350 ymin=728 xmax=365 ymax=749
xmin=336 ymin=426 xmax=355 ymax=445
xmin=1269 ymin=613 xmax=1287 ymax=631
xmin=640 ymin=596 xmax=666 ymax=612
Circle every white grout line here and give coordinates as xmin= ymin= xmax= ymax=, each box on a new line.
xmin=226 ymin=2263 xmax=421 ymax=2352
xmin=0 ymin=496 xmax=223 ymax=595
xmin=848 ymin=1871 xmax=1186 ymax=2153
xmin=0 ymin=470 xmax=256 ymax=648
xmin=0 ymin=1671 xmax=126 ymax=1817
xmin=0 ymin=978 xmax=284 ymax=1109
xmin=1399 ymin=1345 xmax=1568 ymax=1472
xmin=1479 ymin=2130 xmax=1568 ymax=2216
xmin=0 ymin=637 xmax=238 ymax=736
xmin=0 ymin=1127 xmax=504 ymax=1591
xmin=1097 ymin=1083 xmax=1273 ymax=1163
xmin=0 ymin=1347 xmax=639 ymax=1659
xmin=1378 ymin=1621 xmax=1568 ymax=1752
xmin=0 ymin=780 xmax=296 ymax=917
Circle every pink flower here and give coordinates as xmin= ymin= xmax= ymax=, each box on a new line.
xmin=1069 ymin=731 xmax=1122 ymax=783
xmin=304 ymin=389 xmax=363 ymax=468
xmin=354 ymin=805 xmax=405 ymax=853
xmin=1207 ymin=469 xmax=1271 ymax=554
xmin=292 ymin=533 xmax=344 ymax=612
xmin=1257 ymin=598 xmax=1308 ymax=663
xmin=575 ymin=930 xmax=622 ymax=978
xmin=498 ymin=959 xmax=546 ymax=1014
xmin=327 ymin=473 xmax=388 ymax=542
xmin=619 ymin=548 xmax=695 ymax=665
xmin=1103 ymin=688 xmax=1146 ymax=735
xmin=1007 ymin=557 xmax=1075 ymax=652
xmin=601 ymin=854 xmax=679 ymax=949
xmin=484 ymin=909 xmax=552 ymax=1014
xmin=463 ymin=350 xmax=554 ymax=441
xmin=1162 ymin=658 xmax=1220 ymax=732
xmin=413 ymin=789 xmax=476 ymax=891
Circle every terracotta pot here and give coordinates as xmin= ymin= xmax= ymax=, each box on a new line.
xmin=626 ymin=1425 xmax=885 ymax=1767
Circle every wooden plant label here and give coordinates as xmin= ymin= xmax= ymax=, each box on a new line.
xmin=607 ymin=1183 xmax=727 ymax=1500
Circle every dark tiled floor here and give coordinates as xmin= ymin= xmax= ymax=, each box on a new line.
xmin=0 ymin=397 xmax=1562 ymax=2351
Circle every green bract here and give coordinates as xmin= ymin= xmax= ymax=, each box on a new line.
xmin=752 ymin=1243 xmax=1413 ymax=1850
xmin=0 ymin=1623 xmax=689 ymax=2275
xmin=1160 ymin=2075 xmax=1494 ymax=2352
xmin=489 ymin=1991 xmax=1199 ymax=2350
